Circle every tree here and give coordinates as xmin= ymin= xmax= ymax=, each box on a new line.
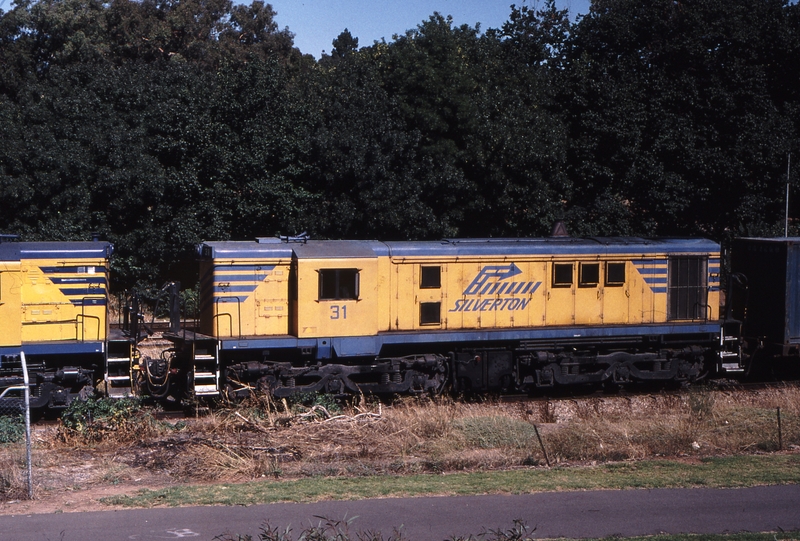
xmin=330 ymin=28 xmax=358 ymax=58
xmin=221 ymin=0 xmax=305 ymax=66
xmin=564 ymin=0 xmax=799 ymax=238
xmin=372 ymin=12 xmax=569 ymax=238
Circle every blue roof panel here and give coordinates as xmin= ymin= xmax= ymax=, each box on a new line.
xmin=293 ymin=240 xmax=389 ymax=259
xmin=19 ymin=242 xmax=112 ymax=260
xmin=200 ymin=240 xmax=391 ymax=260
xmin=0 ymin=243 xmax=20 ymax=261
xmin=200 ymin=241 xmax=295 ymax=259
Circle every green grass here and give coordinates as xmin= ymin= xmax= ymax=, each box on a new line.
xmin=101 ymin=453 xmax=800 ymax=509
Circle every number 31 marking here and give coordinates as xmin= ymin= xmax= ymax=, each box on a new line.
xmin=330 ymin=305 xmax=348 ymax=319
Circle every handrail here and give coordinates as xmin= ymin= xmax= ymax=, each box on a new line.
xmin=0 ymin=385 xmax=27 ymax=399
xmin=76 ymin=314 xmax=101 ymax=341
xmin=214 ymin=296 xmax=242 ymax=339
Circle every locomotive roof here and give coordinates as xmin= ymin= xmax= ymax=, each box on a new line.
xmin=385 ymin=237 xmax=718 ymax=257
xmin=19 ymin=242 xmax=112 ymax=259
xmin=0 ymin=241 xmax=112 ymax=260
xmin=199 ymin=237 xmax=719 ymax=259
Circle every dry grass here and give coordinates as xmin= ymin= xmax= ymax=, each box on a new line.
xmin=114 ymin=386 xmax=799 ymax=482
xmin=541 ymin=386 xmax=800 ymax=462
xmin=0 ymin=446 xmax=27 ymax=500
xmin=2 ymin=385 xmax=799 ymax=506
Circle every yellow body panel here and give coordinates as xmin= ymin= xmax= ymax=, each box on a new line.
xmin=197 ymin=240 xmax=719 ymax=341
xmin=20 ymin=258 xmax=108 ymax=343
xmin=200 ymin=259 xmax=291 ymax=338
xmin=295 ymin=257 xmax=379 ymax=338
xmin=388 ymin=254 xmax=719 ymax=332
xmin=0 ymin=261 xmax=22 ymax=347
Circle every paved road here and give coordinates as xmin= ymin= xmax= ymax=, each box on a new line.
xmin=1 ymin=485 xmax=799 ymax=541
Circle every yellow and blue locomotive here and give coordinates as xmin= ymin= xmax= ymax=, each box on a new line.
xmin=0 ymin=236 xmax=128 ymax=411
xmin=164 ymin=235 xmax=723 ymax=398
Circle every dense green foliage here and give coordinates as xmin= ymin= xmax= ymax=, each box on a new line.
xmin=60 ymin=396 xmax=140 ymax=426
xmin=59 ymin=396 xmax=175 ymax=443
xmin=1 ymin=0 xmax=799 ymax=290
xmin=0 ymin=415 xmax=24 ymax=443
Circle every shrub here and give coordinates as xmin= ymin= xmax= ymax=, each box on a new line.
xmin=0 ymin=415 xmax=24 ymax=444
xmin=59 ymin=397 xmax=158 ymax=443
xmin=286 ymin=392 xmax=342 ymax=416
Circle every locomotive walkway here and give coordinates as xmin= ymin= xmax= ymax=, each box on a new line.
xmin=1 ymin=484 xmax=799 ymax=540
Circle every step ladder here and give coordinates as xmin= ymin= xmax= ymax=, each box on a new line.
xmin=192 ymin=341 xmax=220 ymax=397
xmin=105 ymin=340 xmax=135 ymax=397
xmin=719 ymin=326 xmax=744 ymax=373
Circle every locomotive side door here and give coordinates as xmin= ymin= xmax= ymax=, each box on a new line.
xmin=631 ymin=257 xmax=657 ymax=324
xmin=574 ymin=259 xmax=603 ymax=325
xmin=292 ymin=241 xmax=380 ymax=342
xmin=599 ymin=261 xmax=630 ymax=324
xmin=253 ymin=261 xmax=290 ymax=336
xmin=416 ymin=263 xmax=445 ymax=329
xmin=545 ymin=260 xmax=575 ymax=326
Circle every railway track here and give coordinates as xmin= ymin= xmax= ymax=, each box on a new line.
xmin=27 ymin=378 xmax=800 ymax=427
xmin=498 ymin=378 xmax=800 ymax=403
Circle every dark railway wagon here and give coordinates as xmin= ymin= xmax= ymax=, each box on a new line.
xmin=727 ymin=237 xmax=800 ymax=374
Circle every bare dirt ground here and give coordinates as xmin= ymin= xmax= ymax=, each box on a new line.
xmin=1 ymin=386 xmax=799 ymax=516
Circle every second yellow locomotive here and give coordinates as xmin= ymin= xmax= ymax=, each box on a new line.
xmin=0 ymin=236 xmax=122 ymax=410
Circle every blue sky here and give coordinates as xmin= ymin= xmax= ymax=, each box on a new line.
xmin=267 ymin=0 xmax=592 ymax=58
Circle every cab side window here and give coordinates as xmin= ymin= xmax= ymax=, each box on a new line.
xmin=318 ymin=269 xmax=359 ymax=300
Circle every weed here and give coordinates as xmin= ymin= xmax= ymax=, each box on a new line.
xmin=215 ymin=517 xmax=539 ymax=541
xmin=0 ymin=455 xmax=22 ymax=498
xmin=59 ymin=397 xmax=160 ymax=444
xmin=269 ymin=456 xmax=283 ymax=478
xmin=447 ymin=519 xmax=536 ymax=541
xmin=688 ymin=390 xmax=716 ymax=420
xmin=0 ymin=415 xmax=24 ymax=444
xmin=286 ymin=393 xmax=342 ymax=416
xmin=20 ymin=384 xmax=800 ymax=510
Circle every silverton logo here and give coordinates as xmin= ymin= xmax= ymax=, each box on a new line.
xmin=450 ymin=263 xmax=541 ymax=313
